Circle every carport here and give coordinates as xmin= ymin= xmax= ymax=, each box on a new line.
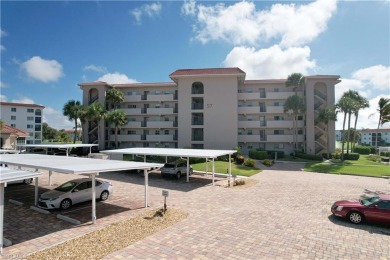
xmin=0 ymin=154 xmax=162 ymax=225
xmin=0 ymin=167 xmax=41 ymax=252
xmin=101 ymin=148 xmax=236 ymax=185
xmin=17 ymin=143 xmax=98 ymax=156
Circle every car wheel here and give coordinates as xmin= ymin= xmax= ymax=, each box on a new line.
xmin=60 ymin=199 xmax=72 ymax=210
xmin=24 ymin=178 xmax=33 ymax=184
xmin=348 ymin=211 xmax=364 ymax=224
xmin=100 ymin=190 xmax=109 ymax=201
xmin=189 ymin=169 xmax=193 ymax=176
xmin=176 ymin=171 xmax=181 ymax=179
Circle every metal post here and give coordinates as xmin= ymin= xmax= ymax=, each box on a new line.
xmin=186 ymin=157 xmax=190 ymax=183
xmin=34 ymin=176 xmax=39 ymax=206
xmin=49 ymin=170 xmax=52 ymax=186
xmin=91 ymin=173 xmax=96 ymax=224
xmin=229 ymin=154 xmax=232 ymax=187
xmin=0 ymin=183 xmax=4 ymax=253
xmin=144 ymin=169 xmax=149 ymax=208
xmin=212 ymin=158 xmax=215 ymax=186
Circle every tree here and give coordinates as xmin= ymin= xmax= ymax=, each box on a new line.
xmin=286 ymin=73 xmax=305 ymax=94
xmin=317 ymin=106 xmax=337 ymax=159
xmin=42 ymin=122 xmax=58 ymax=141
xmin=351 ymin=94 xmax=369 ymax=151
xmin=106 ymin=109 xmax=127 ymax=148
xmin=63 ymin=100 xmax=82 ymax=144
xmin=337 ymin=95 xmax=354 ymax=160
xmin=284 ymin=94 xmax=305 ymax=154
xmin=370 ymin=97 xmax=390 ymax=149
xmin=85 ymin=102 xmax=106 ymax=146
xmin=105 ymin=88 xmax=124 ymax=110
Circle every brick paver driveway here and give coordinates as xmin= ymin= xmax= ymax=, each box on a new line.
xmin=2 ymin=162 xmax=390 ymax=259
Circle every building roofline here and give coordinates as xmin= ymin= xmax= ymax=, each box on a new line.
xmin=0 ymin=124 xmax=29 ymax=137
xmin=0 ymin=102 xmax=45 ymax=109
xmin=112 ymin=82 xmax=176 ymax=88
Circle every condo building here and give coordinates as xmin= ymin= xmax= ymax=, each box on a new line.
xmin=0 ymin=102 xmax=45 ymax=144
xmin=79 ymin=68 xmax=340 ymax=155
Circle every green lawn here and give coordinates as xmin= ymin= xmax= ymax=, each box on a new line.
xmin=304 ymin=155 xmax=390 ymax=177
xmin=191 ymin=161 xmax=260 ymax=177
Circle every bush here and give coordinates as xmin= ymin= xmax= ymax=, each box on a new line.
xmin=331 ymin=152 xmax=341 ymax=159
xmin=235 ymin=155 xmax=245 ymax=164
xmin=343 ymin=153 xmax=360 ymax=160
xmin=249 ymin=150 xmax=268 ymax=160
xmin=267 ymin=150 xmax=284 ymax=159
xmin=262 ymin=159 xmax=274 ymax=167
xmin=380 ymin=151 xmax=390 ymax=157
xmin=353 ymin=145 xmax=374 ymax=155
xmin=295 ymin=153 xmax=323 ymax=161
xmin=243 ymin=158 xmax=255 ymax=167
xmin=367 ymin=154 xmax=382 ymax=163
xmin=234 ymin=179 xmax=246 ymax=186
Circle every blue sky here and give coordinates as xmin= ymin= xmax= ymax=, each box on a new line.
xmin=1 ymin=0 xmax=389 ymax=130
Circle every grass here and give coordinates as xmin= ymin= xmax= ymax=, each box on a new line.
xmin=304 ymin=155 xmax=390 ymax=177
xmin=191 ymin=161 xmax=260 ymax=177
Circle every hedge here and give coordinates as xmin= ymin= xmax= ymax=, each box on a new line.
xmin=249 ymin=150 xmax=268 ymax=160
xmin=267 ymin=150 xmax=285 ymax=159
xmin=295 ymin=153 xmax=323 ymax=161
xmin=353 ymin=145 xmax=375 ymax=155
xmin=343 ymin=153 xmax=360 ymax=160
xmin=380 ymin=151 xmax=390 ymax=157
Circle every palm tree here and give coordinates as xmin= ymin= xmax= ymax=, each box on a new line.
xmin=63 ymin=100 xmax=82 ymax=144
xmin=286 ymin=73 xmax=305 ymax=94
xmin=337 ymin=95 xmax=354 ymax=160
xmin=317 ymin=106 xmax=337 ymax=159
xmin=351 ymin=94 xmax=369 ymax=151
xmin=85 ymin=102 xmax=106 ymax=147
xmin=106 ymin=109 xmax=127 ymax=148
xmin=106 ymin=88 xmax=124 ymax=110
xmin=284 ymin=94 xmax=305 ymax=155
xmin=370 ymin=98 xmax=390 ymax=149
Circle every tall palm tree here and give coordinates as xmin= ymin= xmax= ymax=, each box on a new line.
xmin=370 ymin=97 xmax=390 ymax=149
xmin=284 ymin=94 xmax=305 ymax=154
xmin=351 ymin=94 xmax=369 ymax=151
xmin=106 ymin=88 xmax=124 ymax=110
xmin=337 ymin=95 xmax=354 ymax=160
xmin=106 ymin=109 xmax=127 ymax=148
xmin=317 ymin=106 xmax=337 ymax=159
xmin=286 ymin=73 xmax=305 ymax=94
xmin=63 ymin=100 xmax=82 ymax=144
xmin=85 ymin=102 xmax=106 ymax=147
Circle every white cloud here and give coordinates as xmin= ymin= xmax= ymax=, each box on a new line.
xmin=181 ymin=0 xmax=196 ymax=16
xmin=131 ymin=2 xmax=162 ymax=24
xmin=21 ymin=56 xmax=64 ymax=83
xmin=0 ymin=81 xmax=8 ymax=88
xmin=0 ymin=45 xmax=5 ymax=52
xmin=223 ymin=45 xmax=316 ymax=79
xmin=97 ymin=73 xmax=138 ymax=84
xmin=352 ymin=65 xmax=390 ymax=90
xmin=187 ymin=0 xmax=337 ymax=47
xmin=43 ymin=106 xmax=74 ymax=130
xmin=83 ymin=65 xmax=107 ymax=73
xmin=335 ymin=78 xmax=370 ymax=104
xmin=0 ymin=95 xmax=7 ymax=102
xmin=1 ymin=28 xmax=7 ymax=52
xmin=11 ymin=97 xmax=35 ymax=104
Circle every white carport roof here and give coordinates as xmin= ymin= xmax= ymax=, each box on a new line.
xmin=0 ymin=154 xmax=163 ymax=225
xmin=0 ymin=167 xmax=42 ymax=252
xmin=17 ymin=143 xmax=99 ymax=156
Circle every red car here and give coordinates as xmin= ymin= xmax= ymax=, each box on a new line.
xmin=331 ymin=194 xmax=390 ymax=224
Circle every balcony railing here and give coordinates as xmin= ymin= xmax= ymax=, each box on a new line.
xmin=192 ymin=103 xmax=204 ymax=110
xmin=192 ymin=135 xmax=203 ymax=141
xmin=192 ymin=119 xmax=204 ymax=125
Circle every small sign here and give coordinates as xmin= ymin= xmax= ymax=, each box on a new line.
xmin=162 ymin=190 xmax=169 ymax=197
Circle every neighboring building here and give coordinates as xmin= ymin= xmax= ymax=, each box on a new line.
xmin=65 ymin=129 xmax=82 ymax=142
xmin=0 ymin=102 xmax=45 ymax=144
xmin=0 ymin=123 xmax=28 ymax=149
xmin=79 ymin=68 xmax=340 ymax=155
xmin=336 ymin=129 xmax=390 ymax=147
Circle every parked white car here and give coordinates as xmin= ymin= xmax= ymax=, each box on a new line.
xmin=38 ymin=178 xmax=113 ymax=210
xmin=160 ymin=161 xmax=193 ymax=179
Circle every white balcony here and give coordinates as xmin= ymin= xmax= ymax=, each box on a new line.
xmin=238 ymin=135 xmax=262 ymax=142
xmin=238 ymin=106 xmax=261 ymax=114
xmin=147 ymin=121 xmax=174 ymax=128
xmin=110 ymin=134 xmax=142 ymax=142
xmin=266 ymin=106 xmax=284 ymax=113
xmin=124 ymin=95 xmax=142 ymax=102
xmin=266 ymin=134 xmax=304 ymax=142
xmin=122 ymin=108 xmax=142 ymax=115
xmin=238 ymin=121 xmax=262 ymax=128
xmin=266 ymin=91 xmax=294 ymax=99
xmin=266 ymin=120 xmax=293 ymax=128
xmin=238 ymin=93 xmax=260 ymax=100
xmin=147 ymin=107 xmax=174 ymax=115
xmin=122 ymin=121 xmax=142 ymax=128
xmin=147 ymin=94 xmax=174 ymax=102
xmin=146 ymin=135 xmax=174 ymax=142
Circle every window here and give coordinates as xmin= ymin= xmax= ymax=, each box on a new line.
xmin=238 ymin=129 xmax=243 ymax=135
xmin=155 ymin=90 xmax=161 ymax=95
xmin=247 ymin=101 xmax=253 ymax=107
xmin=27 ymin=108 xmax=34 ymax=113
xmin=35 ymin=109 xmax=42 ymax=116
xmin=191 ymin=82 xmax=204 ymax=94
xmin=164 ymin=130 xmax=169 ymax=135
xmin=27 ymin=116 xmax=34 ymax=121
xmin=29 ymin=132 xmax=34 ymax=137
xmin=192 ymin=128 xmax=203 ymax=141
xmin=127 ymin=118 xmax=136 ymax=122
xmin=259 ymin=102 xmax=266 ymax=112
xmin=155 ymin=130 xmax=160 ymax=135
xmin=128 ymin=104 xmax=137 ymax=109
xmin=298 ymin=130 xmax=303 ymax=135
xmin=11 ymin=116 xmax=16 ymax=120
xmin=274 ymin=130 xmax=284 ymax=135
xmin=164 ymin=117 xmax=169 ymax=122
xmin=164 ymin=103 xmax=169 ymax=108
xmin=297 ymin=115 xmax=303 ymax=120
xmin=274 ymin=116 xmax=284 ymax=120
xmin=377 ymin=201 xmax=390 ymax=210
xmin=248 ymin=130 xmax=253 ymax=135
xmin=27 ymin=124 xmax=33 ymax=129
xmin=128 ymin=130 xmax=136 ymax=135
xmin=274 ymin=101 xmax=284 ymax=106
xmin=155 ymin=103 xmax=160 ymax=108
xmin=35 ymin=117 xmax=41 ymax=123
xmin=248 ymin=145 xmax=253 ymax=150
xmin=11 ymin=107 xmax=16 ymax=112
xmin=274 ymin=144 xmax=284 ymax=149
xmin=247 ymin=116 xmax=253 ymax=121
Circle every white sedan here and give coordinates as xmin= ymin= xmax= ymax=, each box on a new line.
xmin=38 ymin=178 xmax=113 ymax=210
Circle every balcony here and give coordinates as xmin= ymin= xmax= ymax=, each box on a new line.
xmin=266 ymin=91 xmax=294 ymax=99
xmin=123 ymin=121 xmax=142 ymax=128
xmin=238 ymin=121 xmax=262 ymax=128
xmin=147 ymin=107 xmax=174 ymax=115
xmin=192 ymin=103 xmax=204 ymax=110
xmin=124 ymin=95 xmax=142 ymax=102
xmin=122 ymin=108 xmax=142 ymax=115
xmin=146 ymin=135 xmax=175 ymax=142
xmin=238 ymin=106 xmax=261 ymax=114
xmin=192 ymin=134 xmax=203 ymax=141
xmin=238 ymin=93 xmax=260 ymax=100
xmin=147 ymin=94 xmax=174 ymax=102
xmin=192 ymin=119 xmax=204 ymax=125
xmin=266 ymin=106 xmax=284 ymax=113
xmin=266 ymin=134 xmax=304 ymax=142
xmin=147 ymin=121 xmax=174 ymax=128
xmin=110 ymin=135 xmax=142 ymax=142
xmin=238 ymin=135 xmax=262 ymax=142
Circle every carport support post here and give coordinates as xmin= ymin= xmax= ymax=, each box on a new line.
xmin=49 ymin=171 xmax=52 ymax=186
xmin=186 ymin=157 xmax=190 ymax=183
xmin=144 ymin=169 xmax=149 ymax=208
xmin=0 ymin=183 xmax=4 ymax=253
xmin=91 ymin=173 xmax=97 ymax=224
xmin=212 ymin=158 xmax=215 ymax=186
xmin=228 ymin=154 xmax=232 ymax=187
xmin=34 ymin=176 xmax=39 ymax=206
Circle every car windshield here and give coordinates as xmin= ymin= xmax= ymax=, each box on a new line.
xmin=360 ymin=196 xmax=380 ymax=206
xmin=54 ymin=181 xmax=78 ymax=192
xmin=163 ymin=163 xmax=175 ymax=168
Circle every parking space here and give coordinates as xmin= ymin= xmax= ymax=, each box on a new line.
xmin=2 ymin=163 xmax=389 ymax=259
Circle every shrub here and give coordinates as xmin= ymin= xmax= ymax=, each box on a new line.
xmin=353 ymin=145 xmax=374 ymax=155
xmin=234 ymin=179 xmax=246 ymax=186
xmin=331 ymin=152 xmax=341 ymax=159
xmin=243 ymin=158 xmax=255 ymax=167
xmin=343 ymin=153 xmax=360 ymax=160
xmin=235 ymin=155 xmax=245 ymax=164
xmin=249 ymin=150 xmax=268 ymax=160
xmin=262 ymin=159 xmax=274 ymax=167
xmin=367 ymin=154 xmax=381 ymax=163
xmin=380 ymin=151 xmax=390 ymax=157
xmin=267 ymin=150 xmax=284 ymax=159
xmin=295 ymin=153 xmax=323 ymax=161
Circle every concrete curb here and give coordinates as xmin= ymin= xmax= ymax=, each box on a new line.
xmin=57 ymin=214 xmax=81 ymax=225
xmin=9 ymin=199 xmax=23 ymax=206
xmin=30 ymin=206 xmax=50 ymax=215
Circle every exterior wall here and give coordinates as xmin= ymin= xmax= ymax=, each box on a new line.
xmin=0 ymin=103 xmax=44 ymax=144
xmin=78 ymin=69 xmax=340 ymax=155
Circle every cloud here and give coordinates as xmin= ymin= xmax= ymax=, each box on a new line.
xmin=21 ymin=56 xmax=64 ymax=83
xmin=186 ymin=0 xmax=337 ymax=47
xmin=223 ymin=45 xmax=316 ymax=79
xmin=131 ymin=2 xmax=162 ymax=24
xmin=0 ymin=81 xmax=8 ymax=88
xmin=83 ymin=65 xmax=107 ymax=73
xmin=11 ymin=97 xmax=35 ymax=104
xmin=181 ymin=0 xmax=197 ymax=16
xmin=1 ymin=28 xmax=7 ymax=52
xmin=97 ymin=73 xmax=138 ymax=84
xmin=43 ymin=106 xmax=75 ymax=130
xmin=0 ymin=95 xmax=7 ymax=102
xmin=352 ymin=65 xmax=390 ymax=90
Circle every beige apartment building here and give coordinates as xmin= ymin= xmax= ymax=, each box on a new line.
xmin=79 ymin=68 xmax=340 ymax=155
